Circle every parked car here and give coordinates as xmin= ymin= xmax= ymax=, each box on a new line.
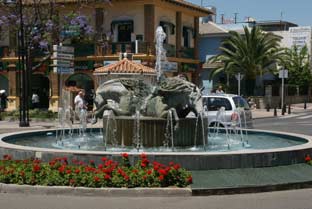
xmin=202 ymin=94 xmax=253 ymax=128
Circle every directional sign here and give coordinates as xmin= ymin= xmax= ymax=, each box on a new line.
xmin=53 ymin=60 xmax=74 ymax=68
xmin=54 ymin=67 xmax=74 ymax=74
xmin=53 ymin=52 xmax=74 ymax=60
xmin=53 ymin=45 xmax=75 ymax=74
xmin=53 ymin=45 xmax=75 ymax=54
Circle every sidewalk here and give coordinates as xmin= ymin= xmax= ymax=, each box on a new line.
xmin=252 ymin=103 xmax=312 ymax=119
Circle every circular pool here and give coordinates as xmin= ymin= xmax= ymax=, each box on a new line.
xmin=0 ymin=129 xmax=311 ymax=170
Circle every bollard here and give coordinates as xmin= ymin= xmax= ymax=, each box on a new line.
xmin=304 ymin=101 xmax=307 ymax=109
xmin=282 ymin=104 xmax=286 ymax=115
xmin=274 ymin=107 xmax=277 ymax=117
xmin=288 ymin=104 xmax=291 ymax=114
xmin=266 ymin=104 xmax=270 ymax=112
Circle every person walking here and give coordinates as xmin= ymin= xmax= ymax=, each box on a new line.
xmin=31 ymin=92 xmax=40 ymax=109
xmin=0 ymin=90 xmax=8 ymax=111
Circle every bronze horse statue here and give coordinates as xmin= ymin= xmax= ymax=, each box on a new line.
xmin=93 ymin=76 xmax=203 ymax=126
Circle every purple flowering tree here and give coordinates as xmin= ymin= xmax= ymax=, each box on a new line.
xmin=0 ymin=0 xmax=111 ymax=61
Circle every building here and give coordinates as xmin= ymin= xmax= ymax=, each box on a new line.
xmin=0 ymin=0 xmax=213 ymax=112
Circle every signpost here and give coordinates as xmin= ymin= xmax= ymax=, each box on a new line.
xmin=235 ymin=73 xmax=244 ymax=96
xmin=52 ymin=45 xmax=74 ymax=108
xmin=279 ymin=69 xmax=288 ymax=112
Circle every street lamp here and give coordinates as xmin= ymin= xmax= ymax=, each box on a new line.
xmin=4 ymin=0 xmax=29 ymax=126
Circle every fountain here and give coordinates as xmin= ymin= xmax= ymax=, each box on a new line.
xmin=0 ymin=26 xmax=312 ymax=170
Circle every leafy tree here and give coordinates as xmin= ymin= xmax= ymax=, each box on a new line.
xmin=281 ymin=45 xmax=312 ymax=89
xmin=209 ymin=26 xmax=283 ymax=80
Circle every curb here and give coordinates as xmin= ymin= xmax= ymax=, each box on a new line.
xmin=192 ymin=181 xmax=312 ymax=196
xmin=0 ymin=183 xmax=192 ymax=197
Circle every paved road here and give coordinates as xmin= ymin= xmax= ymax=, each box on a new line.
xmin=253 ymin=110 xmax=312 ymax=136
xmin=1 ymin=189 xmax=312 ymax=209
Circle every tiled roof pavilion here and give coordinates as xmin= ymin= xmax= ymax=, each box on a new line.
xmin=94 ymin=58 xmax=156 ymax=75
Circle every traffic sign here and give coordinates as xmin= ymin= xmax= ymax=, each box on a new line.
xmin=53 ymin=45 xmax=75 ymax=74
xmin=279 ymin=69 xmax=288 ymax=78
xmin=53 ymin=52 xmax=74 ymax=60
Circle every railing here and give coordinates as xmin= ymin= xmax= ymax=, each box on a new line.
xmin=163 ymin=43 xmax=176 ymax=57
xmin=180 ymin=47 xmax=195 ymax=59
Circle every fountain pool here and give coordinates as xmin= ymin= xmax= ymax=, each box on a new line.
xmin=1 ymin=128 xmax=311 ymax=170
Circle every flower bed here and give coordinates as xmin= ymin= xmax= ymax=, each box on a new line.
xmin=0 ymin=154 xmax=192 ymax=188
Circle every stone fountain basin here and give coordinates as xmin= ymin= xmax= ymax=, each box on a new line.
xmin=0 ymin=129 xmax=311 ymax=170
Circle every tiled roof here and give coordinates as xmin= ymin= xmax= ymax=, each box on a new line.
xmin=166 ymin=0 xmax=214 ymax=15
xmin=94 ymin=58 xmax=156 ymax=74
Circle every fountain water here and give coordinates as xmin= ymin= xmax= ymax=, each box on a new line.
xmin=155 ymin=26 xmax=167 ymax=81
xmin=132 ymin=110 xmax=142 ymax=151
xmin=164 ymin=110 xmax=174 ymax=151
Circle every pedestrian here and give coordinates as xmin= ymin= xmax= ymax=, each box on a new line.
xmin=31 ymin=92 xmax=40 ymax=109
xmin=74 ymin=90 xmax=87 ymax=115
xmin=0 ymin=89 xmax=8 ymax=112
xmin=216 ymin=85 xmax=224 ymax=94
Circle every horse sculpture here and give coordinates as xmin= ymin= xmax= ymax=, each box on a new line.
xmin=93 ymin=76 xmax=203 ymax=126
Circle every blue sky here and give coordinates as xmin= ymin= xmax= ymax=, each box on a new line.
xmin=189 ymin=0 xmax=311 ymax=26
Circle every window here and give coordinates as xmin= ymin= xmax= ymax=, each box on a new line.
xmin=111 ymin=20 xmax=134 ymax=42
xmin=233 ymin=96 xmax=250 ymax=110
xmin=183 ymin=26 xmax=193 ymax=48
xmin=204 ymin=97 xmax=232 ymax=111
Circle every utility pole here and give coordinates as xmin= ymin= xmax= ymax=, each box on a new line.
xmin=221 ymin=14 xmax=224 ymax=24
xmin=234 ymin=13 xmax=238 ymax=24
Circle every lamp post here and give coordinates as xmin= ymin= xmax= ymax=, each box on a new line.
xmin=2 ymin=0 xmax=29 ymax=126
xmin=17 ymin=0 xmax=29 ymax=127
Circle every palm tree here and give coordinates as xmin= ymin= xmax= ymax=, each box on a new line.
xmin=209 ymin=26 xmax=283 ymax=94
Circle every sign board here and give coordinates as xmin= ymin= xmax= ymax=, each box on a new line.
xmin=289 ymin=26 xmax=312 ymax=50
xmin=202 ymin=80 xmax=213 ymax=95
xmin=161 ymin=62 xmax=178 ymax=72
xmin=279 ymin=69 xmax=288 ymax=79
xmin=53 ymin=45 xmax=75 ymax=74
xmin=235 ymin=73 xmax=244 ymax=80
xmin=56 ymin=67 xmax=74 ymax=74
xmin=103 ymin=60 xmax=142 ymax=67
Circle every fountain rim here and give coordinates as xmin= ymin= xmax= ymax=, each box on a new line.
xmin=0 ymin=129 xmax=312 ymax=156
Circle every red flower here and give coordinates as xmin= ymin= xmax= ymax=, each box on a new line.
xmin=101 ymin=157 xmax=107 ymax=162
xmin=122 ymin=153 xmax=129 ymax=158
xmin=66 ymin=169 xmax=71 ymax=174
xmin=141 ymin=162 xmax=147 ymax=168
xmin=173 ymin=164 xmax=181 ymax=170
xmin=132 ymin=169 xmax=138 ymax=174
xmin=124 ymin=175 xmax=129 ymax=181
xmin=3 ymin=154 xmax=12 ymax=160
xmin=33 ymin=164 xmax=41 ymax=172
xmin=305 ymin=154 xmax=311 ymax=162
xmin=33 ymin=159 xmax=41 ymax=164
xmin=104 ymin=174 xmax=111 ymax=180
xmin=74 ymin=169 xmax=80 ymax=174
xmin=158 ymin=169 xmax=167 ymax=176
xmin=58 ymin=165 xmax=66 ymax=173
xmin=49 ymin=160 xmax=56 ymax=167
xmin=90 ymin=160 xmax=95 ymax=164
xmin=187 ymin=176 xmax=193 ymax=184
xmin=69 ymin=179 xmax=75 ymax=185
xmin=140 ymin=153 xmax=147 ymax=159
xmin=147 ymin=170 xmax=152 ymax=175
xmin=143 ymin=175 xmax=147 ymax=180
xmin=20 ymin=171 xmax=25 ymax=177
xmin=158 ymin=175 xmax=164 ymax=181
xmin=94 ymin=176 xmax=100 ymax=182
xmin=98 ymin=164 xmax=103 ymax=169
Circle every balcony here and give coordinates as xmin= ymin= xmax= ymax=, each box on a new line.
xmin=163 ymin=43 xmax=176 ymax=57
xmin=180 ymin=47 xmax=195 ymax=59
xmin=96 ymin=41 xmax=155 ymax=56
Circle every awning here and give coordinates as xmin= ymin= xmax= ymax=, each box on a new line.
xmin=159 ymin=21 xmax=175 ymax=34
xmin=111 ymin=20 xmax=134 ymax=33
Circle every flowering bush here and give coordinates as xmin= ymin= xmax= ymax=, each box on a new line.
xmin=0 ymin=154 xmax=192 ymax=188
